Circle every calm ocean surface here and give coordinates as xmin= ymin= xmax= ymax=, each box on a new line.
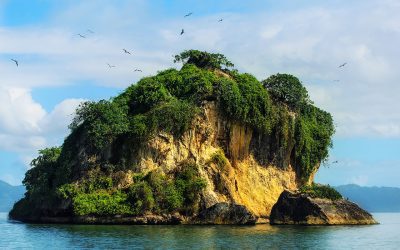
xmin=0 ymin=213 xmax=399 ymax=249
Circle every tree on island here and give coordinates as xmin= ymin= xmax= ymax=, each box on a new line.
xmin=174 ymin=49 xmax=234 ymax=71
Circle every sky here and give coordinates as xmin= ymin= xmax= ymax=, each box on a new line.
xmin=0 ymin=0 xmax=399 ymax=187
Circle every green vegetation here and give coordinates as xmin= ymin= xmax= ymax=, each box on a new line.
xmin=208 ymin=150 xmax=229 ymax=169
xmin=262 ymin=73 xmax=334 ymax=180
xmin=24 ymin=147 xmax=61 ymax=196
xmin=300 ymin=183 xmax=342 ymax=200
xmin=73 ymin=191 xmax=133 ymax=216
xmin=174 ymin=49 xmax=234 ymax=70
xmin=10 ymin=50 xmax=335 ymax=219
xmin=294 ymin=105 xmax=335 ymax=180
xmin=56 ymin=161 xmax=206 ymax=216
xmin=262 ymin=73 xmax=311 ymax=110
xmin=69 ymin=100 xmax=130 ymax=150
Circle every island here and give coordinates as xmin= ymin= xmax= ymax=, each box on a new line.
xmin=9 ymin=50 xmax=376 ymax=225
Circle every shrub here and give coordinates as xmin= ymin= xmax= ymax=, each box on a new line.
xmin=299 ymin=183 xmax=342 ymax=200
xmin=174 ymin=49 xmax=234 ymax=70
xmin=23 ymin=147 xmax=61 ymax=198
xmin=126 ymin=77 xmax=173 ymax=114
xmin=216 ymin=73 xmax=274 ymax=133
xmin=262 ymin=73 xmax=311 ymax=110
xmin=209 ymin=150 xmax=229 ymax=169
xmin=294 ymin=105 xmax=334 ymax=181
xmin=69 ymin=100 xmax=130 ymax=150
xmin=175 ymin=161 xmax=207 ymax=214
xmin=127 ymin=181 xmax=155 ymax=214
xmin=72 ymin=190 xmax=133 ymax=216
xmin=144 ymin=170 xmax=183 ymax=213
xmin=145 ymin=99 xmax=199 ymax=137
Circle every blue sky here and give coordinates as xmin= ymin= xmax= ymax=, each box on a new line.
xmin=0 ymin=0 xmax=399 ymax=187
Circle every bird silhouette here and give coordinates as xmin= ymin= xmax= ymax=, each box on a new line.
xmin=218 ymin=18 xmax=223 ymax=22
xmin=338 ymin=62 xmax=347 ymax=68
xmin=180 ymin=29 xmax=185 ymax=35
xmin=11 ymin=59 xmax=18 ymax=67
xmin=123 ymin=49 xmax=131 ymax=55
xmin=77 ymin=33 xmax=86 ymax=38
xmin=184 ymin=12 xmax=193 ymax=17
xmin=86 ymin=29 xmax=94 ymax=34
xmin=134 ymin=69 xmax=142 ymax=72
xmin=107 ymin=63 xmax=116 ymax=68
xmin=333 ymin=79 xmax=340 ymax=82
xmin=332 ymin=160 xmax=339 ymax=164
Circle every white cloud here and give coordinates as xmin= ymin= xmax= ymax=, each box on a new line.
xmin=40 ymin=98 xmax=85 ymax=145
xmin=0 ymin=87 xmax=45 ymax=135
xmin=0 ymin=86 xmax=83 ymax=165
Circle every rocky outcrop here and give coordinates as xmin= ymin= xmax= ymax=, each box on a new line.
xmin=10 ymin=214 xmax=185 ymax=225
xmin=195 ymin=202 xmax=257 ymax=225
xmin=270 ymin=190 xmax=377 ymax=225
xmin=113 ymin=102 xmax=299 ymax=218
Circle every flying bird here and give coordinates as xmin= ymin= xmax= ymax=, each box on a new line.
xmin=123 ymin=49 xmax=131 ymax=55
xmin=218 ymin=18 xmax=223 ymax=22
xmin=87 ymin=29 xmax=94 ymax=34
xmin=134 ymin=69 xmax=142 ymax=72
xmin=333 ymin=79 xmax=340 ymax=82
xmin=77 ymin=33 xmax=86 ymax=38
xmin=11 ymin=59 xmax=18 ymax=67
xmin=338 ymin=62 xmax=347 ymax=68
xmin=184 ymin=12 xmax=193 ymax=17
xmin=107 ymin=63 xmax=116 ymax=68
xmin=180 ymin=29 xmax=185 ymax=35
xmin=332 ymin=160 xmax=339 ymax=164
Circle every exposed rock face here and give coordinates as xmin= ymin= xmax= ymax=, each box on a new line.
xmin=270 ymin=191 xmax=377 ymax=225
xmin=109 ymin=101 xmax=299 ymax=219
xmin=195 ymin=202 xmax=257 ymax=225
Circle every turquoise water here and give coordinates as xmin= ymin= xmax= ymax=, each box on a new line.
xmin=1 ymin=213 xmax=399 ymax=249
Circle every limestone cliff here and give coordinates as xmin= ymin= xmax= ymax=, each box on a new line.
xmin=114 ymin=101 xmax=298 ymax=219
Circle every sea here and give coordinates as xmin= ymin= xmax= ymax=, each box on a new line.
xmin=0 ymin=213 xmax=399 ymax=249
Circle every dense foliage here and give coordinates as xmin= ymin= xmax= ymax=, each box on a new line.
xmin=209 ymin=150 xmax=229 ymax=169
xmin=174 ymin=49 xmax=234 ymax=70
xmin=262 ymin=73 xmax=311 ymax=110
xmin=23 ymin=147 xmax=61 ymax=199
xmin=294 ymin=105 xmax=335 ymax=180
xmin=300 ymin=183 xmax=342 ymax=200
xmin=57 ymin=161 xmax=206 ymax=216
xmin=11 ymin=50 xmax=335 ymax=219
xmin=69 ymin=100 xmax=130 ymax=150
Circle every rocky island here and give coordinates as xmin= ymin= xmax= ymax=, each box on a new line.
xmin=9 ymin=50 xmax=375 ymax=225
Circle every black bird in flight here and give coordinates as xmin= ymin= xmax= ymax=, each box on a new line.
xmin=87 ymin=29 xmax=94 ymax=34
xmin=107 ymin=63 xmax=116 ymax=68
xmin=338 ymin=62 xmax=347 ymax=68
xmin=184 ymin=12 xmax=193 ymax=17
xmin=180 ymin=29 xmax=185 ymax=35
xmin=134 ymin=69 xmax=142 ymax=72
xmin=333 ymin=79 xmax=340 ymax=82
xmin=123 ymin=49 xmax=131 ymax=55
xmin=77 ymin=33 xmax=86 ymax=38
xmin=332 ymin=160 xmax=339 ymax=164
xmin=218 ymin=18 xmax=223 ymax=22
xmin=11 ymin=59 xmax=18 ymax=67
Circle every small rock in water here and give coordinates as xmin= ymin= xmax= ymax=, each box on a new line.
xmin=196 ymin=202 xmax=257 ymax=225
xmin=270 ymin=190 xmax=377 ymax=225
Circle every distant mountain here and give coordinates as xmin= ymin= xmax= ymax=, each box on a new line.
xmin=336 ymin=184 xmax=400 ymax=212
xmin=0 ymin=180 xmax=25 ymax=213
